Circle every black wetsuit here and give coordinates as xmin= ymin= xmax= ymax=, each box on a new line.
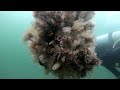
xmin=95 ymin=32 xmax=120 ymax=79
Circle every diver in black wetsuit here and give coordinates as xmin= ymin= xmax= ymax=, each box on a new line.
xmin=95 ymin=31 xmax=120 ymax=79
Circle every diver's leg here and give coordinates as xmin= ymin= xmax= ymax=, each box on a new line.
xmin=105 ymin=66 xmax=120 ymax=79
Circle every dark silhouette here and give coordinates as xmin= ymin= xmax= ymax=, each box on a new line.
xmin=101 ymin=47 xmax=120 ymax=78
xmin=96 ymin=33 xmax=120 ymax=79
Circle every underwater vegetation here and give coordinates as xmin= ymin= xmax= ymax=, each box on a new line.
xmin=23 ymin=11 xmax=101 ymax=79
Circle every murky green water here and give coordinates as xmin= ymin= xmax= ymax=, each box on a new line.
xmin=0 ymin=11 xmax=119 ymax=79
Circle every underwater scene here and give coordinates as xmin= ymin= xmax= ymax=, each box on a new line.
xmin=0 ymin=11 xmax=120 ymax=79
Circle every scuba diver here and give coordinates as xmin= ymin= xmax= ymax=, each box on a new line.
xmin=95 ymin=31 xmax=120 ymax=79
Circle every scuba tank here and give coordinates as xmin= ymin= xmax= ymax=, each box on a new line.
xmin=95 ymin=31 xmax=120 ymax=58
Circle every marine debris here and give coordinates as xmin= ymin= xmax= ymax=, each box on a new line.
xmin=24 ymin=11 xmax=101 ymax=79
